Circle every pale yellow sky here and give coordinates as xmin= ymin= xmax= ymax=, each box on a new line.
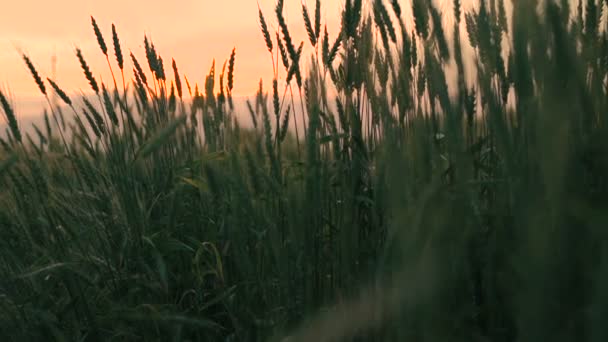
xmin=0 ymin=0 xmax=485 ymax=117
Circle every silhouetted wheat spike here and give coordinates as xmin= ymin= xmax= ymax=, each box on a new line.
xmin=258 ymin=5 xmax=273 ymax=53
xmin=322 ymin=25 xmax=330 ymax=66
xmin=172 ymin=59 xmax=182 ymax=99
xmin=76 ymin=48 xmax=99 ymax=94
xmin=81 ymin=108 xmax=101 ymax=139
xmin=303 ymin=3 xmax=317 ymax=46
xmin=219 ymin=60 xmax=227 ymax=102
xmin=102 ymin=85 xmax=119 ymax=126
xmin=314 ymin=0 xmax=321 ymax=40
xmin=130 ymin=52 xmax=148 ymax=85
xmin=112 ymin=24 xmax=124 ymax=70
xmin=246 ymin=100 xmax=258 ymax=129
xmin=466 ymin=13 xmax=479 ymax=48
xmin=412 ymin=0 xmax=429 ymax=39
xmin=276 ymin=0 xmax=297 ymax=61
xmin=228 ymin=48 xmax=236 ymax=92
xmin=279 ymin=105 xmax=291 ymax=142
xmin=22 ymin=55 xmax=46 ymax=96
xmin=0 ymin=90 xmax=21 ymax=143
xmin=453 ymin=0 xmax=461 ymax=23
xmin=83 ymin=96 xmax=106 ymax=134
xmin=286 ymin=41 xmax=304 ymax=87
xmin=156 ymin=55 xmax=166 ymax=81
xmin=273 ymin=78 xmax=280 ymax=141
xmin=168 ymin=83 xmax=176 ymax=112
xmin=47 ymin=78 xmax=72 ymax=106
xmin=227 ymin=48 xmax=236 ymax=109
xmin=343 ymin=0 xmax=363 ymax=39
xmin=374 ymin=4 xmax=391 ymax=51
xmin=144 ymin=36 xmax=161 ymax=79
xmin=327 ymin=33 xmax=341 ymax=67
xmin=376 ymin=0 xmax=396 ymax=43
xmin=91 ymin=16 xmax=108 ymax=56
xmin=430 ymin=4 xmax=449 ymax=61
xmin=390 ymin=0 xmax=402 ymax=18
xmin=133 ymin=68 xmax=148 ymax=106
xmin=186 ymin=77 xmax=195 ymax=98
xmin=277 ymin=33 xmax=290 ymax=70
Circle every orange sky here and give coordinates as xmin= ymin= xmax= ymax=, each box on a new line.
xmin=0 ymin=1 xmax=344 ymax=101
xmin=0 ymin=0 xmax=485 ymax=118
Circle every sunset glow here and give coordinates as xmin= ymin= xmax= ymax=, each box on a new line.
xmin=0 ymin=1 xmax=343 ymax=102
xmin=0 ymin=0 xmax=485 ymax=117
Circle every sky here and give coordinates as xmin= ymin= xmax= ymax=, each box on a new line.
xmin=0 ymin=1 xmax=342 ymax=112
xmin=0 ymin=0 xmax=485 ymax=119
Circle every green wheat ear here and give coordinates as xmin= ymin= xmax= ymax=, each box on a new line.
xmin=227 ymin=48 xmax=236 ymax=109
xmin=246 ymin=99 xmax=258 ymax=129
xmin=277 ymin=32 xmax=290 ymax=71
xmin=131 ymin=52 xmax=148 ymax=85
xmin=279 ymin=105 xmax=291 ymax=142
xmin=91 ymin=16 xmax=108 ymax=56
xmin=412 ymin=0 xmax=429 ymax=39
xmin=302 ymin=2 xmax=317 ymax=46
xmin=314 ymin=0 xmax=321 ymax=38
xmin=111 ymin=24 xmax=124 ymax=70
xmin=22 ymin=54 xmax=46 ymax=96
xmin=322 ymin=26 xmax=329 ymax=66
xmin=227 ymin=48 xmax=236 ymax=92
xmin=76 ymin=48 xmax=99 ymax=94
xmin=83 ymin=96 xmax=105 ymax=134
xmin=0 ymin=90 xmax=21 ymax=143
xmin=258 ymin=5 xmax=273 ymax=53
xmin=430 ymin=4 xmax=449 ymax=61
xmin=47 ymin=78 xmax=72 ymax=106
xmin=276 ymin=0 xmax=297 ymax=61
xmin=172 ymin=59 xmax=183 ymax=99
xmin=102 ymin=84 xmax=119 ymax=126
xmin=375 ymin=0 xmax=396 ymax=43
xmin=453 ymin=0 xmax=461 ymax=23
xmin=81 ymin=108 xmax=101 ymax=139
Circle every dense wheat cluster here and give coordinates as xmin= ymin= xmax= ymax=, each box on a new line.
xmin=0 ymin=0 xmax=607 ymax=341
